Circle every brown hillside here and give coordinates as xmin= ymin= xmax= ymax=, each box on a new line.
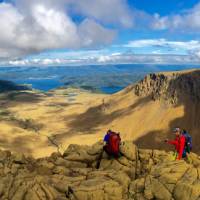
xmin=102 ymin=69 xmax=200 ymax=152
xmin=65 ymin=69 xmax=200 ymax=153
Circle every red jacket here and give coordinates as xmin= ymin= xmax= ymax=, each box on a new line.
xmin=167 ymin=135 xmax=185 ymax=160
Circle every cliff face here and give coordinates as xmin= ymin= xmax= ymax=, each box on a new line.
xmin=134 ymin=73 xmax=169 ymax=101
xmin=134 ymin=70 xmax=200 ymax=104
xmin=0 ymin=142 xmax=200 ymax=200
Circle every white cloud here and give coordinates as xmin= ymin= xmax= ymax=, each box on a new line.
xmin=78 ymin=19 xmax=116 ymax=47
xmin=151 ymin=14 xmax=169 ymax=30
xmin=0 ymin=3 xmax=79 ymax=59
xmin=4 ymin=37 xmax=200 ymax=66
xmin=68 ymin=0 xmax=133 ymax=28
xmin=5 ymin=52 xmax=200 ymax=66
xmin=15 ymin=0 xmax=133 ymax=27
xmin=97 ymin=53 xmax=200 ymax=65
xmin=125 ymin=39 xmax=200 ymax=51
xmin=194 ymin=51 xmax=200 ymax=58
xmin=0 ymin=0 xmax=123 ymax=60
xmin=152 ymin=2 xmax=200 ymax=31
xmin=8 ymin=60 xmax=29 ymax=66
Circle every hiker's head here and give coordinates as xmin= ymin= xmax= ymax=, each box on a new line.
xmin=182 ymin=129 xmax=187 ymax=134
xmin=107 ymin=130 xmax=112 ymax=134
xmin=173 ymin=127 xmax=181 ymax=136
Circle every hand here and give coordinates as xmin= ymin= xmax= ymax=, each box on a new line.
xmin=164 ymin=139 xmax=169 ymax=143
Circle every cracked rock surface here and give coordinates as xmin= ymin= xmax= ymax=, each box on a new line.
xmin=0 ymin=141 xmax=200 ymax=200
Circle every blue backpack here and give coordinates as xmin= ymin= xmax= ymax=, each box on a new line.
xmin=182 ymin=130 xmax=192 ymax=151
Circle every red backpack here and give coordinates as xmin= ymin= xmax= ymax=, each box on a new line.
xmin=105 ymin=132 xmax=121 ymax=157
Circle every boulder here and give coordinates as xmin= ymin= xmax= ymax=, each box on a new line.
xmin=120 ymin=141 xmax=137 ymax=161
xmin=69 ymin=177 xmax=123 ymax=200
xmin=0 ymin=150 xmax=11 ymax=162
xmin=63 ymin=143 xmax=102 ymax=166
xmin=12 ymin=152 xmax=27 ymax=164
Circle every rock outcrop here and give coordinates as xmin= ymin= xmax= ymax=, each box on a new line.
xmin=1 ymin=141 xmax=200 ymax=200
xmin=134 ymin=70 xmax=200 ymax=104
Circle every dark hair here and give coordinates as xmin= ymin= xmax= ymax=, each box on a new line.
xmin=182 ymin=129 xmax=187 ymax=134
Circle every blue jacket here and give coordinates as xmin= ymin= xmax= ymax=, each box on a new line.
xmin=104 ymin=134 xmax=110 ymax=143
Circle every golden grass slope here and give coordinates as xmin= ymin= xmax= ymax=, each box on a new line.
xmin=1 ymin=69 xmax=200 ymax=158
xmin=0 ymin=88 xmax=107 ymax=158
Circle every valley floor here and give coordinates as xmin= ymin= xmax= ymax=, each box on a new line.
xmin=0 ymin=86 xmax=185 ymax=158
xmin=0 ymin=88 xmax=107 ymax=158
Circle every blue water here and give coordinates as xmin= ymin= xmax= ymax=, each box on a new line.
xmin=0 ymin=64 xmax=199 ymax=94
xmin=15 ymin=78 xmax=62 ymax=91
xmin=101 ymin=86 xmax=124 ymax=94
xmin=15 ymin=79 xmax=124 ymax=94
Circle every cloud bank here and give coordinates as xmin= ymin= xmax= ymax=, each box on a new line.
xmin=5 ymin=52 xmax=200 ymax=67
xmin=2 ymin=38 xmax=200 ymax=66
xmin=0 ymin=0 xmax=132 ymax=59
xmin=125 ymin=39 xmax=200 ymax=50
xmin=151 ymin=2 xmax=200 ymax=31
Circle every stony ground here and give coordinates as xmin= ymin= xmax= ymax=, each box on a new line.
xmin=0 ymin=141 xmax=200 ymax=200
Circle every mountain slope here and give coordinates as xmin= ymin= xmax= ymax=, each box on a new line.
xmin=63 ymin=69 xmax=200 ymax=153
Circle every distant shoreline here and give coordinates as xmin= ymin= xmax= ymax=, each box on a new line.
xmin=1 ymin=64 xmax=200 ymax=94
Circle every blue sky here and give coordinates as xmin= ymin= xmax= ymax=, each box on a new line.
xmin=1 ymin=0 xmax=200 ymax=66
xmin=131 ymin=0 xmax=199 ymax=15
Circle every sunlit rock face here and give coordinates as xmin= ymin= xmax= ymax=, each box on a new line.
xmin=0 ymin=141 xmax=200 ymax=200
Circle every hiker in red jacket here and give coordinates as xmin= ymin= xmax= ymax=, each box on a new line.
xmin=165 ymin=128 xmax=185 ymax=160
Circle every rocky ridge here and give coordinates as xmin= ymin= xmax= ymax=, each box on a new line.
xmin=1 ymin=141 xmax=200 ymax=200
xmin=134 ymin=70 xmax=200 ymax=104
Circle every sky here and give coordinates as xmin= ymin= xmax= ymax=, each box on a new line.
xmin=1 ymin=0 xmax=200 ymax=66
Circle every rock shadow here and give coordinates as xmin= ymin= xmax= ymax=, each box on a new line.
xmin=57 ymin=96 xmax=151 ymax=141
xmin=0 ymin=91 xmax=45 ymax=107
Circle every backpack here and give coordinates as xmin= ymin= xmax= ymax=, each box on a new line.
xmin=183 ymin=131 xmax=192 ymax=152
xmin=105 ymin=132 xmax=121 ymax=157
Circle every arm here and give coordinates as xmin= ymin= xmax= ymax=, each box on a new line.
xmin=103 ymin=134 xmax=109 ymax=145
xmin=177 ymin=136 xmax=185 ymax=160
xmin=167 ymin=140 xmax=179 ymax=146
